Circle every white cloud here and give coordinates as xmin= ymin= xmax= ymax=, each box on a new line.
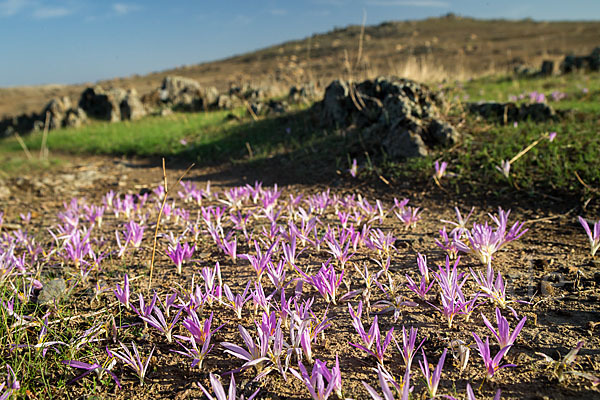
xmin=32 ymin=5 xmax=72 ymax=18
xmin=0 ymin=0 xmax=30 ymax=17
xmin=367 ymin=0 xmax=449 ymax=7
xmin=112 ymin=2 xmax=141 ymax=16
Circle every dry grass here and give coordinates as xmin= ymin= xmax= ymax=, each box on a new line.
xmin=2 ymin=16 xmax=600 ymax=117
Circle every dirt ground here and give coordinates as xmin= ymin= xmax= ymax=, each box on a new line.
xmin=1 ymin=153 xmax=598 ymax=399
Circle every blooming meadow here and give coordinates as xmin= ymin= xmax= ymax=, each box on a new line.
xmin=0 ymin=177 xmax=598 ymax=400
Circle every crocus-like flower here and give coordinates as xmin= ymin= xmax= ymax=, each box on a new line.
xmin=482 ymin=308 xmax=526 ymax=350
xmin=350 ymin=316 xmax=394 ymax=365
xmin=0 ymin=364 xmax=20 ymax=398
xmin=467 ymin=208 xmax=528 ymax=266
xmin=440 ymin=207 xmax=475 ymax=238
xmin=419 ymin=348 xmax=447 ymax=398
xmin=470 ymin=265 xmax=512 ymax=310
xmin=363 ymin=364 xmax=411 ymax=400
xmin=305 ymin=261 xmax=344 ymax=304
xmin=394 ymin=206 xmax=422 ymax=230
xmin=395 ymin=326 xmax=426 ymax=368
xmin=108 ymin=342 xmax=155 ymax=386
xmin=548 ymin=131 xmax=557 ymax=142
xmin=435 ymin=227 xmax=470 ymax=260
xmin=219 ymin=234 xmax=237 ymax=262
xmin=138 ymin=300 xmax=182 ymax=343
xmin=221 ymin=325 xmax=269 ymax=373
xmin=496 ymin=160 xmax=511 ymax=179
xmin=166 ymin=242 xmax=195 ymax=274
xmin=223 ymin=282 xmax=252 ymax=319
xmin=433 ymin=160 xmax=448 ymax=182
xmin=198 ymin=373 xmax=260 ymax=400
xmin=466 ymin=383 xmax=501 ymax=400
xmin=175 ymin=311 xmax=222 ymax=368
xmin=291 ymin=359 xmax=339 ymax=400
xmin=113 ymin=274 xmax=130 ymax=309
xmin=62 ymin=359 xmax=120 ymax=389
xmin=405 ymin=273 xmax=434 ymax=300
xmin=578 ymin=216 xmax=600 ymax=257
xmin=131 ymin=292 xmax=157 ymax=320
xmin=349 ymin=158 xmax=358 ymax=178
xmin=472 ymin=333 xmax=515 ymax=379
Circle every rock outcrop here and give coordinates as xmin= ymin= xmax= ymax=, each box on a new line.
xmin=560 ymin=47 xmax=600 ymax=73
xmin=467 ymin=101 xmax=556 ymax=123
xmin=79 ymin=87 xmax=145 ymax=121
xmin=314 ymin=76 xmax=460 ymax=158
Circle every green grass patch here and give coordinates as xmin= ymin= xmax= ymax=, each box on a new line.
xmin=456 ymin=71 xmax=600 ymax=112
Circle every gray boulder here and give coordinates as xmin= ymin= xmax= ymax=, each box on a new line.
xmin=204 ymin=86 xmax=220 ymax=109
xmin=540 ymin=60 xmax=555 ymax=76
xmin=289 ymin=83 xmax=318 ymax=103
xmin=560 ymin=46 xmax=600 ymax=73
xmin=315 ymin=76 xmax=459 ymax=158
xmin=467 ymin=101 xmax=556 ymax=123
xmin=216 ymin=94 xmax=233 ymax=110
xmin=64 ymin=108 xmax=88 ymax=128
xmin=160 ymin=76 xmax=203 ymax=111
xmin=42 ymin=96 xmax=72 ymax=129
xmin=120 ymin=89 xmax=147 ymax=121
xmin=37 ymin=277 xmax=67 ymax=305
xmin=79 ymin=86 xmax=128 ymax=122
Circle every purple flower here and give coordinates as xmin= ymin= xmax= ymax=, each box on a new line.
xmin=578 ymin=216 xmax=600 ymax=257
xmin=304 ymin=261 xmax=344 ymax=305
xmin=548 ymin=131 xmax=557 ymax=142
xmin=221 ymin=325 xmax=269 ymax=373
xmin=405 ymin=273 xmax=434 ymax=300
xmin=350 ymin=313 xmax=394 ymax=365
xmin=240 ymin=239 xmax=278 ymax=278
xmin=466 ymin=383 xmax=501 ymax=400
xmin=419 ymin=348 xmax=447 ymax=398
xmin=363 ymin=364 xmax=411 ymax=400
xmin=113 ymin=274 xmax=130 ymax=309
xmin=291 ymin=359 xmax=340 ymax=400
xmin=349 ymin=158 xmax=358 ymax=178
xmin=62 ymin=359 xmax=121 ymax=389
xmin=470 ymin=264 xmax=513 ymax=310
xmin=394 ymin=205 xmax=422 ymax=230
xmin=433 ymin=160 xmax=448 ymax=182
xmin=395 ymin=326 xmax=426 ymax=368
xmin=365 ymin=229 xmax=396 ymax=259
xmin=467 ymin=208 xmax=528 ymax=266
xmin=108 ymin=342 xmax=155 ymax=386
xmin=435 ymin=227 xmax=470 ymax=260
xmin=0 ymin=364 xmax=20 ymax=398
xmin=482 ymin=308 xmax=526 ymax=350
xmin=440 ymin=207 xmax=475 ymax=238
xmin=175 ymin=311 xmax=223 ymax=368
xmin=131 ymin=292 xmax=157 ymax=320
xmin=223 ymin=282 xmax=252 ymax=319
xmin=472 ymin=333 xmax=515 ymax=379
xmin=166 ymin=242 xmax=195 ymax=274
xmin=198 ymin=373 xmax=259 ymax=400
xmin=219 ymin=235 xmax=237 ymax=262
xmin=138 ymin=298 xmax=182 ymax=343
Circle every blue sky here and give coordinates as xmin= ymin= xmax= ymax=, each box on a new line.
xmin=0 ymin=0 xmax=598 ymax=87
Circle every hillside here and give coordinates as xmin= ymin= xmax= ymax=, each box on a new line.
xmin=1 ymin=15 xmax=599 ymax=117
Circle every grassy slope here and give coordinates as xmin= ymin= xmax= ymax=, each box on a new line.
xmin=1 ymin=72 xmax=599 ymax=198
xmin=3 ymin=16 xmax=600 ymax=117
